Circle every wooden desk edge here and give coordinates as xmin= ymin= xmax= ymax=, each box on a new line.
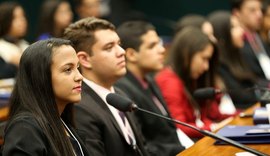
xmin=178 ymin=103 xmax=268 ymax=156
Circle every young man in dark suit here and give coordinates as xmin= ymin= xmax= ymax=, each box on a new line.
xmin=115 ymin=21 xmax=191 ymax=156
xmin=231 ymin=0 xmax=270 ymax=81
xmin=63 ymin=17 xmax=149 ymax=156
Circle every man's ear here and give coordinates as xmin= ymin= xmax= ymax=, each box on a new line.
xmin=125 ymin=48 xmax=138 ymax=63
xmin=77 ymin=51 xmax=92 ymax=69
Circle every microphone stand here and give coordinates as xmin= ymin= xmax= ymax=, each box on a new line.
xmin=135 ymin=106 xmax=268 ymax=156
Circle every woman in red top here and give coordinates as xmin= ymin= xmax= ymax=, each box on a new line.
xmin=155 ymin=27 xmax=231 ymax=139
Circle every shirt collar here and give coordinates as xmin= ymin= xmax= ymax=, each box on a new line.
xmin=83 ymin=78 xmax=115 ymax=103
xmin=129 ymin=72 xmax=149 ymax=89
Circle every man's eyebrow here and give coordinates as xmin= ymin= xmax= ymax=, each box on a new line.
xmin=103 ymin=39 xmax=121 ymax=47
xmin=61 ymin=62 xmax=75 ymax=67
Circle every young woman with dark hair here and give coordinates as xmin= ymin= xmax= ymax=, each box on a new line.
xmin=155 ymin=27 xmax=231 ymax=139
xmin=37 ymin=0 xmax=73 ymax=40
xmin=0 ymin=1 xmax=28 ymax=77
xmin=208 ymin=11 xmax=259 ymax=109
xmin=1 ymin=38 xmax=89 ymax=156
xmin=175 ymin=14 xmax=216 ymax=42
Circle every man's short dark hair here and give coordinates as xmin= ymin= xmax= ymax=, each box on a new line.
xmin=117 ymin=21 xmax=155 ymax=51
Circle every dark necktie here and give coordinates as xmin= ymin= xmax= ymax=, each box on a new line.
xmin=118 ymin=111 xmax=134 ymax=145
xmin=118 ymin=111 xmax=143 ymax=155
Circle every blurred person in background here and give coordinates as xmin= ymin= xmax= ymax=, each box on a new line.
xmin=209 ymin=11 xmax=258 ymax=109
xmin=175 ymin=14 xmax=216 ymax=43
xmin=0 ymin=1 xmax=28 ymax=78
xmin=116 ymin=21 xmax=189 ymax=155
xmin=155 ymin=27 xmax=232 ymax=139
xmin=175 ymin=13 xmax=237 ymax=115
xmin=37 ymin=0 xmax=73 ymax=40
xmin=231 ymin=0 xmax=270 ymax=81
xmin=74 ymin=0 xmax=101 ymax=19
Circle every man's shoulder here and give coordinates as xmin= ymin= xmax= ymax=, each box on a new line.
xmin=75 ymin=88 xmax=102 ymax=112
xmin=115 ymin=75 xmax=139 ymax=91
xmin=115 ymin=76 xmax=131 ymax=86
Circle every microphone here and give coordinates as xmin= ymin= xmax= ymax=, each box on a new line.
xmin=193 ymin=87 xmax=270 ymax=107
xmin=193 ymin=87 xmax=255 ymax=118
xmin=193 ymin=87 xmax=222 ymax=99
xmin=106 ymin=93 xmax=268 ymax=156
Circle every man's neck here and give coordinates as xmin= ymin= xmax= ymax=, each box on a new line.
xmin=243 ymin=25 xmax=257 ymax=34
xmin=127 ymin=64 xmax=146 ymax=80
xmin=82 ymin=71 xmax=115 ymax=90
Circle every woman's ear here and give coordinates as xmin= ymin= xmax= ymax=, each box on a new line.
xmin=125 ymin=48 xmax=138 ymax=63
xmin=77 ymin=51 xmax=92 ymax=69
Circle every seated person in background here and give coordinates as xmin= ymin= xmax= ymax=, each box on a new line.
xmin=175 ymin=14 xmax=236 ymax=114
xmin=175 ymin=14 xmax=216 ymax=43
xmin=2 ymin=38 xmax=90 ymax=156
xmin=74 ymin=0 xmax=101 ymax=19
xmin=115 ymin=21 xmax=190 ymax=155
xmin=37 ymin=0 xmax=73 ymax=40
xmin=260 ymin=0 xmax=270 ymax=48
xmin=209 ymin=11 xmax=259 ymax=109
xmin=0 ymin=57 xmax=17 ymax=79
xmin=0 ymin=2 xmax=28 ymax=74
xmin=155 ymin=27 xmax=232 ymax=139
xmin=64 ymin=17 xmax=150 ymax=156
xmin=231 ymin=0 xmax=270 ymax=81
xmin=176 ymin=13 xmax=236 ymax=114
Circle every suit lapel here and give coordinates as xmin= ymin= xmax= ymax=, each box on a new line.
xmin=81 ymin=82 xmax=126 ymax=139
xmin=125 ymin=71 xmax=145 ymax=91
xmin=126 ymin=72 xmax=171 ymax=116
xmin=146 ymin=75 xmax=172 ymax=116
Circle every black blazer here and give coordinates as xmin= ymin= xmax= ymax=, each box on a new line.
xmin=219 ymin=64 xmax=258 ymax=109
xmin=241 ymin=38 xmax=270 ymax=80
xmin=115 ymin=71 xmax=185 ymax=156
xmin=74 ymin=82 xmax=149 ymax=156
xmin=1 ymin=115 xmax=90 ymax=156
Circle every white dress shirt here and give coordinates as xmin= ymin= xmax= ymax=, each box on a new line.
xmin=83 ymin=79 xmax=136 ymax=145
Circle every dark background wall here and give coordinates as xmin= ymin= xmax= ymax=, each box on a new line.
xmin=0 ymin=0 xmax=230 ymax=43
xmin=132 ymin=0 xmax=230 ymax=37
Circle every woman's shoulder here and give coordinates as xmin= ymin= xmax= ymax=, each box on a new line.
xmin=5 ymin=114 xmax=43 ymax=134
xmin=157 ymin=67 xmax=174 ymax=74
xmin=156 ymin=67 xmax=184 ymax=85
xmin=2 ymin=114 xmax=50 ymax=155
xmin=17 ymin=39 xmax=29 ymax=51
xmin=0 ymin=39 xmax=17 ymax=50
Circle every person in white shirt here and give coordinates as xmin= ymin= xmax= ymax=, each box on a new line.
xmin=63 ymin=17 xmax=150 ymax=156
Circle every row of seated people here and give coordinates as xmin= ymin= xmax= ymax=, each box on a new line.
xmin=2 ymin=0 xmax=270 ymax=109
xmin=2 ymin=0 xmax=270 ymax=99
xmin=0 ymin=17 xmax=235 ymax=156
xmin=1 ymin=0 xmax=270 ymax=155
xmin=0 ymin=0 xmax=99 ymax=79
